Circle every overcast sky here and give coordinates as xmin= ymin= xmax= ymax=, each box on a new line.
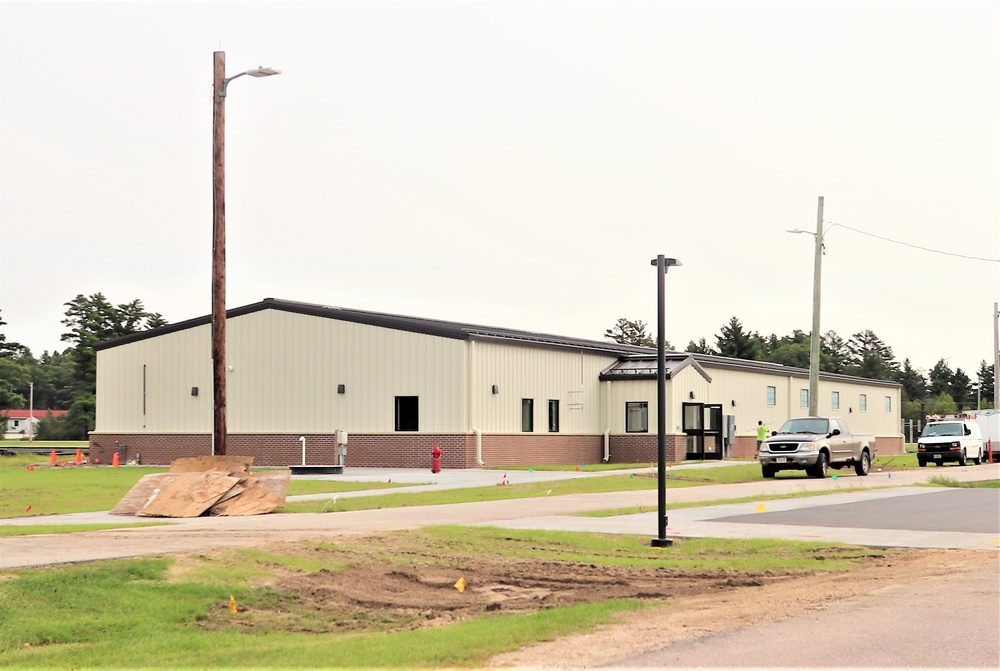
xmin=2 ymin=1 xmax=998 ymax=379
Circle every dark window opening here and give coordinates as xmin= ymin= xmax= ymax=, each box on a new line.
xmin=395 ymin=396 xmax=419 ymax=431
xmin=548 ymin=399 xmax=560 ymax=433
xmin=521 ymin=399 xmax=534 ymax=432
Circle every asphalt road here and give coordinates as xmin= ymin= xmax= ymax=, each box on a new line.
xmin=607 ymin=558 xmax=1000 ymax=668
xmin=715 ymin=488 xmax=1000 ymax=534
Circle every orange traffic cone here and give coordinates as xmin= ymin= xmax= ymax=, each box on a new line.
xmin=112 ymin=452 xmax=120 ymax=468
xmin=50 ymin=450 xmax=57 ymax=464
xmin=74 ymin=449 xmax=83 ymax=465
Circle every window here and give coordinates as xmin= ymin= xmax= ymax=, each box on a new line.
xmin=548 ymin=399 xmax=560 ymax=432
xmin=625 ymin=402 xmax=648 ymax=433
xmin=521 ymin=399 xmax=534 ymax=432
xmin=394 ymin=396 xmax=419 ymax=431
xmin=766 ymin=386 xmax=776 ymax=406
xmin=859 ymin=394 xmax=867 ymax=411
xmin=831 ymin=391 xmax=840 ymax=410
xmin=884 ymin=396 xmax=892 ymax=413
xmin=800 ymin=389 xmax=809 ymax=408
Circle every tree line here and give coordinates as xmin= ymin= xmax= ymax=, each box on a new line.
xmin=1 ymin=302 xmax=995 ymax=440
xmin=0 ymin=294 xmax=165 ymax=439
xmin=605 ymin=316 xmax=996 ymax=421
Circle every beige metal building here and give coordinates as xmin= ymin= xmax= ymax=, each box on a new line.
xmin=89 ymin=298 xmax=903 ymax=467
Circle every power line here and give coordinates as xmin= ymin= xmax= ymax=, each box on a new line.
xmin=823 ymin=220 xmax=1000 ymax=263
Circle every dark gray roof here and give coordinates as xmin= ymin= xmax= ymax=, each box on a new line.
xmin=601 ymin=351 xmax=901 ymax=388
xmin=94 ymin=297 xmax=654 ymax=357
xmin=94 ymin=298 xmax=901 ymax=389
xmin=599 ymin=355 xmax=712 ymax=382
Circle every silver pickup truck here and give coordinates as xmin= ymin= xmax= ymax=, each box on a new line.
xmin=758 ymin=416 xmax=876 ymax=478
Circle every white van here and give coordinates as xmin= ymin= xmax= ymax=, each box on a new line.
xmin=917 ymin=418 xmax=985 ymax=467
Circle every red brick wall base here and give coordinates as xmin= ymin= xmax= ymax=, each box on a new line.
xmin=89 ymin=431 xmax=908 ymax=468
xmin=90 ymin=432 xmax=694 ymax=468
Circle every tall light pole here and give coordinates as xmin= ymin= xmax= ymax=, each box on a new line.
xmin=212 ymin=51 xmax=280 ymax=456
xmin=787 ymin=196 xmax=824 ymax=417
xmin=651 ymin=254 xmax=681 ymax=548
xmin=994 ymin=301 xmax=999 ymax=410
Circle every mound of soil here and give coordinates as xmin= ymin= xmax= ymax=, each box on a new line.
xmin=190 ymin=536 xmax=877 ymax=637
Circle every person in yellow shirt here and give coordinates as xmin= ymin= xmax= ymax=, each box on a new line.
xmin=755 ymin=420 xmax=770 ymax=458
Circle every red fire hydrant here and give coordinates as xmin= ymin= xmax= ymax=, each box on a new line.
xmin=431 ymin=445 xmax=443 ymax=473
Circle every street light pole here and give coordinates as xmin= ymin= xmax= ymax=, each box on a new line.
xmin=651 ymin=254 xmax=681 ymax=548
xmin=788 ymin=197 xmax=825 ymax=417
xmin=809 ymin=196 xmax=824 ymax=417
xmin=993 ymin=301 xmax=999 ymax=410
xmin=211 ymin=51 xmax=280 ymax=456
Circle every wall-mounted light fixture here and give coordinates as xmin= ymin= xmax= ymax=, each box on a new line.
xmin=689 ymin=391 xmax=695 ymax=400
xmin=337 ymin=384 xmax=346 ymax=394
xmin=491 ymin=385 xmax=499 ymax=395
xmin=849 ymin=407 xmax=852 ymax=413
xmin=731 ymin=399 xmax=736 ymax=407
xmin=191 ymin=387 xmax=199 ymax=396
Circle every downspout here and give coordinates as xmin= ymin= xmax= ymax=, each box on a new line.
xmin=602 ymin=428 xmax=611 ymax=462
xmin=473 ymin=427 xmax=484 ymax=466
xmin=468 ymin=339 xmax=484 ymax=466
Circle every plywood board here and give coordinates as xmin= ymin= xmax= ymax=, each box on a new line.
xmin=208 ymin=471 xmax=291 ymax=516
xmin=253 ymin=470 xmax=292 ymax=498
xmin=137 ymin=471 xmax=240 ymax=518
xmin=109 ymin=473 xmax=183 ymax=516
xmin=168 ymin=455 xmax=253 ymax=476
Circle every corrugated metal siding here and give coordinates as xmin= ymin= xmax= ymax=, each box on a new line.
xmin=468 ymin=341 xmax=617 ymax=434
xmin=228 ymin=311 xmax=467 ymax=433
xmin=96 ymin=309 xmax=469 ymax=434
xmin=601 ymin=366 xmax=900 ymax=439
xmin=95 ymin=307 xmax=900 ymax=441
xmin=95 ymin=325 xmax=211 ymax=433
xmin=606 ymin=379 xmax=659 ymax=433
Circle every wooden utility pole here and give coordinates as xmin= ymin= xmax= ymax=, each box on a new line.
xmin=212 ymin=51 xmax=228 ymax=456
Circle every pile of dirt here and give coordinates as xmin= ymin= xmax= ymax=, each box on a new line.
xmin=188 ymin=536 xmax=886 ymax=637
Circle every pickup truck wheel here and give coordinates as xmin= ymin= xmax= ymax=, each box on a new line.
xmin=761 ymin=465 xmax=776 ymax=478
xmin=810 ymin=452 xmax=828 ymax=478
xmin=854 ymin=450 xmax=871 ymax=476
xmin=918 ymin=458 xmax=927 ymax=467
xmin=958 ymin=449 xmax=967 ymax=466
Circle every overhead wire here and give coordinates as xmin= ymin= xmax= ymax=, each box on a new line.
xmin=823 ymin=220 xmax=1000 ymax=263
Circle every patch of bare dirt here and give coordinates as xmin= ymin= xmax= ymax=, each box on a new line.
xmin=175 ymin=533 xmax=994 ymax=663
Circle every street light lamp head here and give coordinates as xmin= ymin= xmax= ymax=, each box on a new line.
xmin=786 ymin=229 xmax=812 ymax=235
xmin=246 ymin=67 xmax=281 ymax=77
xmin=650 ymin=257 xmax=682 ymax=268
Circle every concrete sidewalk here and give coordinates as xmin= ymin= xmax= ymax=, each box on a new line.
xmin=1 ymin=462 xmax=997 ymax=569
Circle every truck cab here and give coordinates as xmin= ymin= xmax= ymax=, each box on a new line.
xmin=758 ymin=416 xmax=875 ymax=479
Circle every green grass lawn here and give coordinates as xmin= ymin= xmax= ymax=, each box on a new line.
xmin=0 ymin=526 xmax=883 ymax=668
xmin=0 ymin=460 xmax=417 ymax=520
xmin=277 ymin=462 xmax=849 ymax=514
xmin=0 ymin=439 xmax=89 ymax=451
xmin=3 ymin=455 xmax=923 ymax=520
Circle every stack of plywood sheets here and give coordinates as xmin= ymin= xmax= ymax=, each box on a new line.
xmin=110 ymin=456 xmax=291 ymax=517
